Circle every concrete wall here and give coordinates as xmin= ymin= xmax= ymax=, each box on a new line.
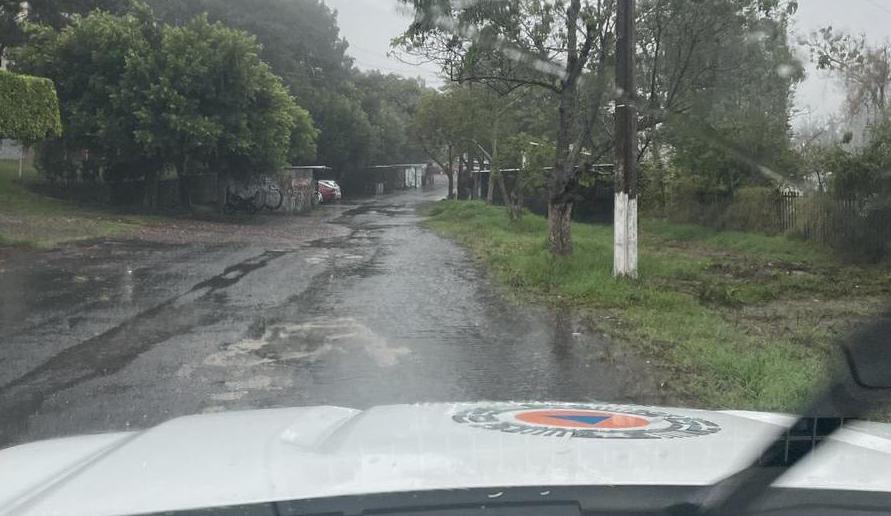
xmin=0 ymin=140 xmax=23 ymax=160
xmin=404 ymin=165 xmax=424 ymax=189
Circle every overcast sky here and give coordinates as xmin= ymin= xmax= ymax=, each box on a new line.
xmin=323 ymin=0 xmax=442 ymax=85
xmin=323 ymin=0 xmax=891 ymax=128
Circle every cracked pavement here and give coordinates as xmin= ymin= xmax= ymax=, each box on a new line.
xmin=0 ymin=187 xmax=664 ymax=448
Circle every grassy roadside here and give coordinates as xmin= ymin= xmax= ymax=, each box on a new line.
xmin=0 ymin=159 xmax=159 ymax=248
xmin=425 ymin=201 xmax=891 ymax=412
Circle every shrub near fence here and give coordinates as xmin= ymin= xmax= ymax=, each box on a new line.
xmin=666 ymin=185 xmax=780 ymax=234
xmin=720 ymin=187 xmax=784 ymax=233
xmin=665 ymin=185 xmax=889 ymax=261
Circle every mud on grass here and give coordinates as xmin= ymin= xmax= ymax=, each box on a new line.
xmin=424 ymin=201 xmax=891 ymax=412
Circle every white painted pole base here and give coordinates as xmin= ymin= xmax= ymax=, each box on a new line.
xmin=614 ymin=192 xmax=639 ymax=278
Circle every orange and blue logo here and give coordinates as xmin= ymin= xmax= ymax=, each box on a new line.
xmin=453 ymin=403 xmax=721 ymax=439
xmin=514 ymin=409 xmax=650 ymax=429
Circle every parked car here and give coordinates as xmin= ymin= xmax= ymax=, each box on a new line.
xmin=317 ymin=180 xmax=342 ymax=202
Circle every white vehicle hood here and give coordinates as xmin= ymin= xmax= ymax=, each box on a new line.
xmin=2 ymin=402 xmax=891 ymax=516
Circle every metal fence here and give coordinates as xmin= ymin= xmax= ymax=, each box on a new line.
xmin=778 ymin=192 xmax=890 ymax=257
xmin=778 ymin=191 xmax=799 ymax=233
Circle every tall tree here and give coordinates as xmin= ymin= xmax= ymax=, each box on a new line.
xmin=0 ymin=0 xmax=25 ymax=58
xmin=806 ymin=27 xmax=891 ymax=131
xmin=13 ymin=8 xmax=157 ymax=183
xmin=413 ymin=86 xmax=493 ymax=199
xmin=14 ymin=8 xmax=316 ymax=208
xmin=413 ymin=91 xmax=459 ymax=198
xmin=1 ymin=0 xmax=132 ymax=57
xmin=398 ymin=0 xmax=615 ymax=255
xmin=124 ymin=15 xmax=312 ymax=206
xmin=354 ymin=71 xmax=429 ymax=165
xmin=655 ymin=0 xmax=802 ymax=193
xmin=147 ymin=0 xmax=374 ymax=174
xmin=400 ymin=0 xmax=802 ymax=254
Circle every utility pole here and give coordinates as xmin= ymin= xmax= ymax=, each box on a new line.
xmin=614 ymin=0 xmax=638 ymax=278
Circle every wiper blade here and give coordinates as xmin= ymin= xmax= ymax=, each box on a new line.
xmin=694 ymin=307 xmax=891 ymax=516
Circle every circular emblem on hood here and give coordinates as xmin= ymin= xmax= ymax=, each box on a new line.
xmin=452 ymin=403 xmax=721 ymax=439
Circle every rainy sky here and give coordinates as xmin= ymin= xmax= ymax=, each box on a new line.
xmin=324 ymin=0 xmax=891 ymax=128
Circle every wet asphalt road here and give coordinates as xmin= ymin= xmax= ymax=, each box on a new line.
xmin=0 ymin=186 xmax=662 ymax=448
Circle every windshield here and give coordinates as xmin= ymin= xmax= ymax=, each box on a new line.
xmin=1 ymin=0 xmax=890 ymax=515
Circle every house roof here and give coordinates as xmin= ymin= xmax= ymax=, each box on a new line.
xmin=366 ymin=164 xmax=428 ymax=169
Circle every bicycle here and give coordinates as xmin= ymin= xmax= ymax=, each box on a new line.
xmin=259 ymin=176 xmax=283 ymax=211
xmin=223 ymin=187 xmax=260 ymax=215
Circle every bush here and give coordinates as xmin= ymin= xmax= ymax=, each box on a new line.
xmin=719 ymin=187 xmax=782 ymax=233
xmin=666 ymin=184 xmax=785 ymax=234
xmin=0 ymin=70 xmax=62 ymax=143
xmin=34 ymin=139 xmax=77 ymax=184
xmin=665 ymin=177 xmax=730 ymax=226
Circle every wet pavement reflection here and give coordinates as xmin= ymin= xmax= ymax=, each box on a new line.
xmin=0 ymin=187 xmax=663 ymax=448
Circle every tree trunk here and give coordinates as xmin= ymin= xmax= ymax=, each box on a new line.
xmin=548 ymin=85 xmax=578 ymax=255
xmin=457 ymin=154 xmax=468 ymax=201
xmin=544 ymin=0 xmax=589 ymax=256
xmin=497 ymin=169 xmax=523 ymax=221
xmin=143 ymin=168 xmax=160 ymax=210
xmin=652 ymin=140 xmax=667 ymax=215
xmin=216 ymin=172 xmax=228 ymax=215
xmin=469 ymin=153 xmax=479 ymax=200
xmin=471 ymin=168 xmax=480 ymax=200
xmin=447 ymin=145 xmax=455 ymax=199
xmin=548 ymin=200 xmax=573 ymax=255
xmin=176 ymin=155 xmax=192 ymax=211
xmin=496 ymin=170 xmax=513 ymax=219
xmin=487 ymin=134 xmax=497 ymax=203
xmin=510 ymin=191 xmax=523 ymax=220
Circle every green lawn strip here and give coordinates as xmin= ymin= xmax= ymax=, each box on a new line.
xmin=424 ymin=200 xmax=883 ymax=411
xmin=0 ymin=159 xmax=160 ymax=247
xmin=642 ymin=219 xmax=830 ymax=265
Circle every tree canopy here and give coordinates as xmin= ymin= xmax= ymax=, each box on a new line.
xmin=147 ymin=0 xmax=432 ymax=173
xmin=1 ymin=0 xmax=132 ymax=57
xmin=399 ymin=0 xmax=802 ymax=254
xmin=125 ymin=15 xmax=311 ymax=180
xmin=4 ymin=0 xmax=434 ymax=209
xmin=12 ymin=7 xmax=316 ymax=206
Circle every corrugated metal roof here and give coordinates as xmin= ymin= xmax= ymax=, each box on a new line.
xmin=366 ymin=164 xmax=428 ymax=169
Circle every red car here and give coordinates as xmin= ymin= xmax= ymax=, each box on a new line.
xmin=317 ymin=180 xmax=342 ymax=202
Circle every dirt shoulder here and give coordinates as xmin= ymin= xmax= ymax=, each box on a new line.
xmin=0 ymin=160 xmax=348 ymax=249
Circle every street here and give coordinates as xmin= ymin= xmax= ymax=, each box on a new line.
xmin=0 ymin=186 xmax=664 ymax=448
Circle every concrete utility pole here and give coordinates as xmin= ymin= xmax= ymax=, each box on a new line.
xmin=614 ymin=0 xmax=638 ymax=278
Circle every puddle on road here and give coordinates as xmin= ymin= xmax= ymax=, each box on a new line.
xmin=210 ymin=391 xmax=246 ymax=402
xmin=205 ymin=317 xmax=410 ymax=369
xmin=225 ymin=375 xmax=274 ymax=391
xmin=341 ymin=204 xmax=411 ymax=218
xmin=188 ymin=249 xmax=292 ymax=294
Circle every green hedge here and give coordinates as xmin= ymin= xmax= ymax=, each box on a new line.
xmin=0 ymin=70 xmax=62 ymax=143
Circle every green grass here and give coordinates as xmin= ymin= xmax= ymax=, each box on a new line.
xmin=425 ymin=201 xmax=891 ymax=412
xmin=0 ymin=159 xmax=157 ymax=247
